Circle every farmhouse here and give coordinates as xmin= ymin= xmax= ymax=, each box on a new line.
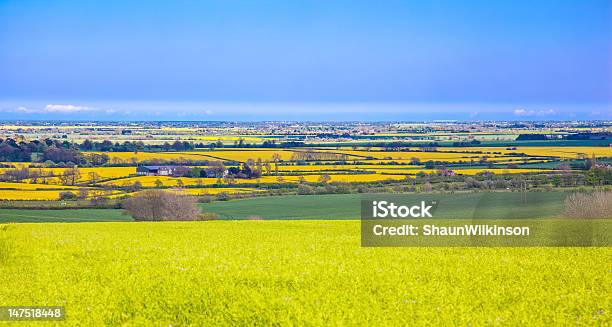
xmin=439 ymin=169 xmax=456 ymax=177
xmin=136 ymin=166 xmax=178 ymax=176
xmin=136 ymin=165 xmax=228 ymax=178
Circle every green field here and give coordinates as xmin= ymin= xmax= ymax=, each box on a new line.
xmin=0 ymin=221 xmax=609 ymax=325
xmin=0 ymin=209 xmax=129 ymax=223
xmin=201 ymin=192 xmax=567 ymax=220
xmin=0 ymin=192 xmax=567 ymax=223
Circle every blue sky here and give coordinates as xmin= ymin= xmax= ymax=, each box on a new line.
xmin=0 ymin=0 xmax=610 ymax=121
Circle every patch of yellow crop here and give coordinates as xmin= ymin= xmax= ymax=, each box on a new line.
xmin=2 ymin=167 xmax=136 ymax=185
xmin=0 ymin=162 xmax=40 ymax=168
xmin=0 ymin=182 xmax=80 ymax=190
xmin=192 ymin=136 xmax=265 ymax=142
xmin=352 ymin=168 xmax=554 ymax=175
xmin=373 ymin=157 xmax=512 ymax=163
xmin=0 ymin=190 xmax=66 ymax=200
xmin=515 ymin=146 xmax=611 ymax=158
xmin=90 ymin=150 xmax=296 ymax=163
xmin=79 ymin=167 xmax=135 ymax=180
xmin=325 ymin=146 xmax=611 ymax=159
xmin=178 ymin=188 xmax=260 ymax=195
xmin=277 ymin=164 xmax=421 ymax=172
xmin=443 ymin=146 xmax=611 ymax=158
xmin=188 ymin=150 xmax=296 ymax=162
xmin=453 ymin=168 xmax=555 ymax=175
xmin=39 ymin=167 xmax=135 ymax=180
xmin=308 ymin=149 xmax=509 ymax=161
xmin=90 ymin=152 xmax=213 ymax=163
xmin=101 ymin=173 xmax=408 ymax=187
xmin=244 ymin=174 xmax=408 ymax=183
xmin=111 ymin=187 xmax=258 ymax=198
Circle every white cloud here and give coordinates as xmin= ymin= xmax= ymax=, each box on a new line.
xmin=536 ymin=109 xmax=555 ymax=116
xmin=4 ymin=104 xmax=98 ymax=114
xmin=513 ymin=108 xmax=555 ymax=116
xmin=205 ymin=109 xmax=213 ymax=115
xmin=43 ymin=104 xmax=94 ymax=113
xmin=513 ymin=108 xmax=534 ymax=116
xmin=14 ymin=106 xmax=37 ymax=113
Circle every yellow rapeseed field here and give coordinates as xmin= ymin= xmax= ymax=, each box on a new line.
xmin=0 ymin=182 xmax=80 ymax=190
xmin=93 ymin=150 xmax=296 ymax=163
xmin=0 ymin=189 xmax=67 ymax=200
xmin=277 ymin=164 xmax=421 ymax=172
xmin=100 ymin=173 xmax=408 ymax=187
xmin=184 ymin=150 xmax=295 ymax=161
xmin=310 ymin=149 xmax=508 ymax=161
xmin=178 ymin=188 xmax=260 ymax=195
xmin=2 ymin=222 xmax=608 ymax=325
xmin=91 ymin=152 xmax=214 ymax=163
xmin=447 ymin=146 xmax=611 ymax=158
xmin=324 ymin=146 xmax=611 ymax=159
xmin=84 ymin=146 xmax=611 ymax=165
xmin=0 ymin=189 xmax=121 ymax=200
xmin=360 ymin=168 xmax=555 ymax=175
xmin=192 ymin=136 xmax=265 ymax=142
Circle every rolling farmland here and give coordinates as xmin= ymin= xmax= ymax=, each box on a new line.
xmin=0 ymin=122 xmax=610 ymax=327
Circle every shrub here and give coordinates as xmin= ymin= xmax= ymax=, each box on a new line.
xmin=198 ymin=195 xmax=213 ymax=203
xmin=123 ymin=190 xmax=201 ymax=221
xmin=564 ymin=191 xmax=612 ymax=219
xmin=59 ymin=191 xmax=77 ymax=201
xmin=198 ymin=212 xmax=219 ymax=221
xmin=216 ymin=192 xmax=230 ymax=201
xmin=297 ymin=184 xmax=314 ymax=195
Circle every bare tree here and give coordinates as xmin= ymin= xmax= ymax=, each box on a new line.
xmin=59 ymin=166 xmax=81 ymax=186
xmin=77 ymin=188 xmax=90 ymax=200
xmin=223 ymin=175 xmax=235 ymax=185
xmin=88 ymin=171 xmax=100 ymax=185
xmin=256 ymin=158 xmax=263 ymax=175
xmin=123 ymin=190 xmax=201 ymax=221
xmin=318 ymin=174 xmax=331 ymax=183
xmin=69 ymin=167 xmax=81 ymax=185
xmin=58 ymin=170 xmax=71 ymax=185
xmin=209 ymin=161 xmax=226 ymax=177
xmin=264 ymin=161 xmax=272 ymax=175
xmin=1 ymin=167 xmax=30 ymax=182
xmin=272 ymin=153 xmax=281 ymax=175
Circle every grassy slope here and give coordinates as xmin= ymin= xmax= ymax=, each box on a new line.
xmin=0 ymin=192 xmax=567 ymax=222
xmin=0 ymin=221 xmax=609 ymax=325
